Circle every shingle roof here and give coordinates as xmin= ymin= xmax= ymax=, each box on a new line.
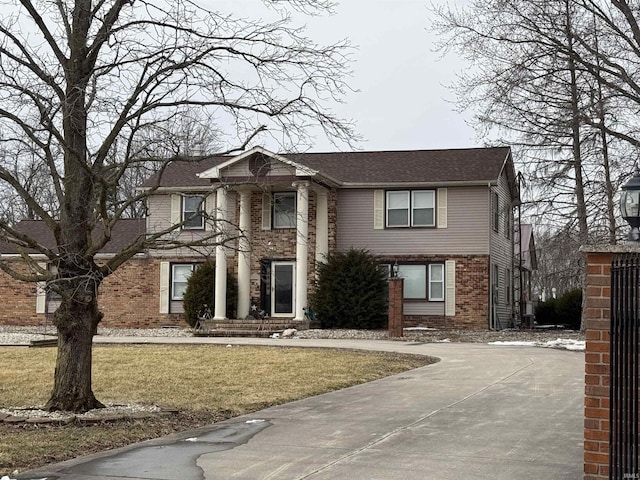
xmin=139 ymin=147 xmax=513 ymax=189
xmin=289 ymin=147 xmax=512 ymax=184
xmin=141 ymin=157 xmax=227 ymax=189
xmin=0 ymin=218 xmax=147 ymax=255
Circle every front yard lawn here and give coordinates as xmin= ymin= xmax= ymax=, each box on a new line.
xmin=0 ymin=344 xmax=434 ymax=475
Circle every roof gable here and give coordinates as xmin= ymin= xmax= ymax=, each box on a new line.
xmin=197 ymin=146 xmax=318 ymax=180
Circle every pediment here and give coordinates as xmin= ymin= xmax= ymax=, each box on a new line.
xmin=197 ymin=146 xmax=317 ymax=180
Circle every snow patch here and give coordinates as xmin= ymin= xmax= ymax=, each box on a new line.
xmin=488 ymin=341 xmax=538 ymax=347
xmin=184 ymin=437 xmax=198 ymax=442
xmin=2 ymin=477 xmax=46 ymax=480
xmin=246 ymin=419 xmax=266 ymax=424
xmin=542 ymin=338 xmax=586 ymax=351
xmin=488 ymin=338 xmax=585 ymax=351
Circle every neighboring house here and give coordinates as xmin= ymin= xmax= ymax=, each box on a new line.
xmin=0 ymin=146 xmax=521 ymax=330
xmin=513 ymin=223 xmax=538 ymax=326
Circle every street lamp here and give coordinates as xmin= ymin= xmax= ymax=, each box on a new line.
xmin=620 ymin=172 xmax=640 ymax=241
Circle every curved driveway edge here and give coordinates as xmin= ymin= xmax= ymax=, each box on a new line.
xmin=17 ymin=339 xmax=584 ymax=480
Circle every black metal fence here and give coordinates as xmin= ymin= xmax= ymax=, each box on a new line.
xmin=610 ymin=254 xmax=639 ymax=480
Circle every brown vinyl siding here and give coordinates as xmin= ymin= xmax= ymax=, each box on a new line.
xmin=336 ymin=187 xmax=490 ymax=255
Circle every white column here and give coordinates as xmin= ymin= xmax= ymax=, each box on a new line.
xmin=237 ymin=188 xmax=252 ymax=319
xmin=315 ymin=188 xmax=329 ymax=265
xmin=214 ymin=186 xmax=228 ymax=320
xmin=294 ymin=181 xmax=309 ymax=321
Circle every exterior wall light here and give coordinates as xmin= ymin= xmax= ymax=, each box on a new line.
xmin=620 ymin=172 xmax=640 ymax=242
xmin=391 ymin=260 xmax=399 ymax=278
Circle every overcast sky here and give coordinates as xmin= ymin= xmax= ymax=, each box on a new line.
xmin=220 ymin=0 xmax=477 ymax=153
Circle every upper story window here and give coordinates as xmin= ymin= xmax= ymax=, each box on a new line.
xmin=183 ymin=195 xmax=204 ymax=230
xmin=386 ymin=190 xmax=435 ymax=227
xmin=492 ymin=191 xmax=500 ymax=232
xmin=273 ymin=192 xmax=296 ymax=229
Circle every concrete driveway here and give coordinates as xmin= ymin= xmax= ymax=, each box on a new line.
xmin=16 ymin=339 xmax=584 ymax=480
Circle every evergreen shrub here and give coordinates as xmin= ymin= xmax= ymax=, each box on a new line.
xmin=534 ymin=288 xmax=582 ymax=329
xmin=311 ymin=248 xmax=388 ymax=329
xmin=183 ymin=262 xmax=237 ymax=327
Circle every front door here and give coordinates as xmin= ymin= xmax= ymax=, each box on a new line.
xmin=271 ymin=261 xmax=295 ymax=316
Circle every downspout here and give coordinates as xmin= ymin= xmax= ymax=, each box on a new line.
xmin=488 ymin=182 xmax=494 ymax=330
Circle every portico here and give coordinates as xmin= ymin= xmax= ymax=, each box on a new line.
xmin=196 ymin=147 xmax=332 ymax=322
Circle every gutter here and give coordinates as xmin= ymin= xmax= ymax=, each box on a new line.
xmin=339 ymin=180 xmax=500 ymax=189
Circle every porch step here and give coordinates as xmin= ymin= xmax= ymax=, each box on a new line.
xmin=195 ymin=329 xmax=279 ymax=338
xmin=194 ymin=318 xmax=309 ymax=338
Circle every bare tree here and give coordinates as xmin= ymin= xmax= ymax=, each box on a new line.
xmin=533 ymin=228 xmax=583 ymax=299
xmin=0 ymin=0 xmax=354 ymax=412
xmin=431 ymin=0 xmax=636 ymax=243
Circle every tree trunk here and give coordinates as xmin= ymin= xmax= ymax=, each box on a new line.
xmin=45 ymin=279 xmax=104 ymax=412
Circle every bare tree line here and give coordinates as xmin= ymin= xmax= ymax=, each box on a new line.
xmin=433 ymin=0 xmax=640 ymax=295
xmin=433 ymin=0 xmax=640 ymax=240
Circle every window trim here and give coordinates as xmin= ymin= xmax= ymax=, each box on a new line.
xmin=386 ymin=190 xmax=436 ymax=228
xmin=392 ymin=262 xmax=445 ymax=302
xmin=272 ymin=191 xmax=297 ymax=229
xmin=182 ymin=195 xmax=205 ymax=230
xmin=171 ymin=263 xmax=195 ymax=301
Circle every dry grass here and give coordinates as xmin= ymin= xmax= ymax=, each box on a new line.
xmin=0 ymin=344 xmax=434 ymax=475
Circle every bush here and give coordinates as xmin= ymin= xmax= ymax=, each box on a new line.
xmin=534 ymin=288 xmax=582 ymax=329
xmin=555 ymin=288 xmax=582 ymax=330
xmin=534 ymin=298 xmax=558 ymax=325
xmin=311 ymin=248 xmax=388 ymax=329
xmin=183 ymin=262 xmax=237 ymax=327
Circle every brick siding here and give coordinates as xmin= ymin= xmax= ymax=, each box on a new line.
xmin=0 ymin=258 xmax=186 ymax=329
xmin=380 ymin=254 xmax=490 ymax=330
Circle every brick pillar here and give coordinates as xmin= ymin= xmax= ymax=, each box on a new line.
xmin=388 ymin=277 xmax=404 ymax=338
xmin=583 ymin=249 xmax=613 ymax=480
xmin=582 ymin=244 xmax=640 ymax=480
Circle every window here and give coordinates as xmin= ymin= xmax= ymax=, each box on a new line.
xmin=412 ymin=191 xmax=435 ymax=226
xmin=398 ymin=264 xmax=426 ymax=299
xmin=492 ymin=263 xmax=499 ymax=303
xmin=505 ymin=208 xmax=512 ymax=239
xmin=506 ymin=267 xmax=511 ymax=303
xmin=386 ymin=190 xmax=435 ymax=227
xmin=492 ymin=192 xmax=499 ymax=232
xmin=182 ymin=196 xmax=204 ymax=229
xmin=396 ymin=263 xmax=445 ymax=301
xmin=429 ymin=264 xmax=444 ymax=301
xmin=171 ymin=264 xmax=194 ymax=300
xmin=273 ymin=192 xmax=296 ymax=228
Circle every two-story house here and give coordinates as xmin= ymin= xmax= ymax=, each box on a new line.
xmin=0 ymin=146 xmax=520 ymax=330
